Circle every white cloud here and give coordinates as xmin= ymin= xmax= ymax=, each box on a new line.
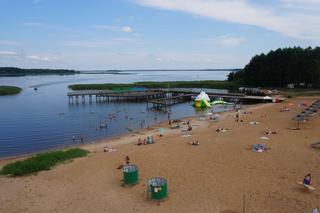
xmin=93 ymin=25 xmax=118 ymax=30
xmin=0 ymin=51 xmax=19 ymax=56
xmin=93 ymin=25 xmax=134 ymax=33
xmin=63 ymin=38 xmax=139 ymax=48
xmin=121 ymin=26 xmax=133 ymax=33
xmin=206 ymin=35 xmax=246 ymax=47
xmin=0 ymin=50 xmax=53 ymax=61
xmin=132 ymin=0 xmax=320 ymax=40
xmin=26 ymin=55 xmax=50 ymax=61
xmin=282 ymin=0 xmax=320 ymax=5
xmin=21 ymin=22 xmax=49 ymax=27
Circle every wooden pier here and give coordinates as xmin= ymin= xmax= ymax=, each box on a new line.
xmin=67 ymin=89 xmax=276 ymax=109
xmin=148 ymin=94 xmax=192 ymax=111
xmin=68 ymin=90 xmax=166 ymax=103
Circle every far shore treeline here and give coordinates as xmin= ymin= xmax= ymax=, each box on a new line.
xmin=228 ymin=47 xmax=320 ymax=88
xmin=0 ymin=67 xmax=79 ymax=77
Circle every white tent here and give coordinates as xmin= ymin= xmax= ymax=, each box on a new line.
xmin=195 ymin=91 xmax=210 ymax=101
xmin=263 ymin=96 xmax=272 ymax=100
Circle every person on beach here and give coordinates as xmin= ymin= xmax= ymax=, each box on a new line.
xmin=143 ymin=138 xmax=147 ymax=145
xmin=72 ymin=135 xmax=75 ymax=142
xmin=303 ymin=173 xmax=312 ymax=186
xmin=125 ymin=156 xmax=130 ymax=164
xmin=187 ymin=124 xmax=192 ymax=131
xmin=236 ymin=113 xmax=239 ymax=122
xmin=189 ymin=140 xmax=199 ymax=146
xmin=137 ymin=138 xmax=142 ymax=145
xmin=80 ymin=136 xmax=83 ymax=144
xmin=104 ymin=145 xmax=114 ymax=152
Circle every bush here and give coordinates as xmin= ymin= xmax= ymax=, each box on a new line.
xmin=0 ymin=148 xmax=89 ymax=176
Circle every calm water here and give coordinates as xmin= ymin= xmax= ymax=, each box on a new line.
xmin=0 ymin=70 xmax=231 ymax=157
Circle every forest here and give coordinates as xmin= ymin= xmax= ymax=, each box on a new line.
xmin=228 ymin=47 xmax=320 ymax=88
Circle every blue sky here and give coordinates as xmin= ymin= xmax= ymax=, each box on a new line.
xmin=0 ymin=0 xmax=319 ymax=70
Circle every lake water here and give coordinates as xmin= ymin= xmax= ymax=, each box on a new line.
xmin=0 ymin=70 xmax=232 ymax=157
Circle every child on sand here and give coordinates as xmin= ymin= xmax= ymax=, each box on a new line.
xmin=303 ymin=173 xmax=312 ymax=186
xmin=137 ymin=138 xmax=142 ymax=146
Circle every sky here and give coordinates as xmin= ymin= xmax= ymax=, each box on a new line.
xmin=0 ymin=0 xmax=319 ymax=70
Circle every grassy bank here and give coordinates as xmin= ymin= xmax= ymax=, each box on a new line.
xmin=0 ymin=148 xmax=89 ymax=177
xmin=0 ymin=85 xmax=22 ymax=95
xmin=69 ymin=80 xmax=239 ymax=91
xmin=281 ymin=89 xmax=320 ymax=98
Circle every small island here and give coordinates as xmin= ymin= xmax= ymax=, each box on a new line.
xmin=0 ymin=85 xmax=22 ymax=95
xmin=0 ymin=67 xmax=79 ymax=77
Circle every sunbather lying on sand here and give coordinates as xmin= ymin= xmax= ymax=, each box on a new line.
xmin=280 ymin=107 xmax=290 ymax=112
xmin=170 ymin=125 xmax=180 ymax=129
xmin=252 ymin=144 xmax=268 ymax=152
xmin=188 ymin=140 xmax=200 ymax=146
xmin=104 ymin=145 xmax=116 ymax=152
xmin=264 ymin=130 xmax=277 ymax=135
xmin=287 ymin=127 xmax=300 ymax=130
xmin=216 ymin=128 xmax=229 ymax=132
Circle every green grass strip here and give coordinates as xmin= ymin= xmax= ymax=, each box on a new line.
xmin=0 ymin=148 xmax=89 ymax=177
xmin=0 ymin=85 xmax=22 ymax=95
xmin=69 ymin=80 xmax=239 ymax=91
xmin=281 ymin=89 xmax=320 ymax=98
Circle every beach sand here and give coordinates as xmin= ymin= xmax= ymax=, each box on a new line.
xmin=1 ymin=97 xmax=320 ymax=213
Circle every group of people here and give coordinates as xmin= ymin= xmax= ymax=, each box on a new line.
xmin=137 ymin=136 xmax=154 ymax=145
xmin=264 ymin=130 xmax=277 ymax=135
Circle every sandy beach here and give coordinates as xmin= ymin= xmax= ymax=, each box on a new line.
xmin=1 ymin=97 xmax=320 ymax=213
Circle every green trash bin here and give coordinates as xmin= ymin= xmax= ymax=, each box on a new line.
xmin=148 ymin=177 xmax=167 ymax=200
xmin=123 ymin=164 xmax=139 ymax=185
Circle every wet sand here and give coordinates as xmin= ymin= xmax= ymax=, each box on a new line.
xmin=1 ymin=97 xmax=320 ymax=213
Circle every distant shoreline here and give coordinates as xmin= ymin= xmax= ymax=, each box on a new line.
xmin=0 ymin=67 xmax=79 ymax=77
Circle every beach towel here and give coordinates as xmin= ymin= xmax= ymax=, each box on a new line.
xmin=250 ymin=121 xmax=259 ymax=125
xmin=311 ymin=141 xmax=320 ymax=149
xmin=252 ymin=144 xmax=267 ymax=152
xmin=260 ymin=136 xmax=269 ymax=140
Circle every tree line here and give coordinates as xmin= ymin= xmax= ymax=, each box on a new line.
xmin=0 ymin=67 xmax=79 ymax=76
xmin=228 ymin=47 xmax=320 ymax=88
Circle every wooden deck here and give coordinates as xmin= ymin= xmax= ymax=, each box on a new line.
xmin=67 ymin=89 xmax=275 ymax=108
xmin=68 ymin=90 xmax=166 ymax=103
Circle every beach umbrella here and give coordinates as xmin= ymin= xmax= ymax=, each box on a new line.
xmin=293 ymin=116 xmax=306 ymax=129
xmin=304 ymin=110 xmax=314 ymax=117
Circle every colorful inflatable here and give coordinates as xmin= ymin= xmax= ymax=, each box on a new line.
xmin=194 ymin=91 xmax=211 ymax=108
